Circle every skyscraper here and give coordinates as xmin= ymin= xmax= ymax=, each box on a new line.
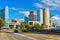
xmin=37 ymin=9 xmax=43 ymax=25
xmin=25 ymin=16 xmax=28 ymax=23
xmin=28 ymin=11 xmax=37 ymax=26
xmin=24 ymin=11 xmax=29 ymax=23
xmin=0 ymin=6 xmax=9 ymax=23
xmin=43 ymin=8 xmax=50 ymax=29
xmin=29 ymin=11 xmax=36 ymax=21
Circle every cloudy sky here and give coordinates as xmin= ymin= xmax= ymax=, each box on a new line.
xmin=0 ymin=0 xmax=60 ymax=25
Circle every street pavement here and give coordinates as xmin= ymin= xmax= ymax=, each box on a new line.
xmin=0 ymin=31 xmax=13 ymax=40
xmin=1 ymin=29 xmax=60 ymax=40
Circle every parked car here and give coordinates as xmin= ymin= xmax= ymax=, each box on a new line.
xmin=14 ymin=29 xmax=18 ymax=33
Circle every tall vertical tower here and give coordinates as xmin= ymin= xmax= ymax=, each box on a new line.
xmin=37 ymin=9 xmax=43 ymax=25
xmin=5 ymin=6 xmax=9 ymax=23
xmin=0 ymin=6 xmax=9 ymax=28
xmin=43 ymin=8 xmax=50 ymax=29
xmin=0 ymin=6 xmax=9 ymax=23
xmin=29 ymin=11 xmax=36 ymax=21
xmin=25 ymin=16 xmax=28 ymax=23
xmin=24 ymin=11 xmax=29 ymax=23
xmin=28 ymin=11 xmax=37 ymax=26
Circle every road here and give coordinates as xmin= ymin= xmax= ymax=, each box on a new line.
xmin=3 ymin=29 xmax=60 ymax=40
xmin=0 ymin=30 xmax=13 ymax=40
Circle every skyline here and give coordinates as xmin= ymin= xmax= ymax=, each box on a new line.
xmin=0 ymin=0 xmax=60 ymax=25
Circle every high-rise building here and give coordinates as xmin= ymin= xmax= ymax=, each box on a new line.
xmin=28 ymin=11 xmax=37 ymax=26
xmin=37 ymin=9 xmax=43 ymax=25
xmin=0 ymin=6 xmax=9 ymax=28
xmin=24 ymin=11 xmax=29 ymax=23
xmin=25 ymin=16 xmax=28 ymax=23
xmin=29 ymin=11 xmax=36 ymax=21
xmin=43 ymin=8 xmax=50 ymax=29
xmin=0 ymin=6 xmax=9 ymax=23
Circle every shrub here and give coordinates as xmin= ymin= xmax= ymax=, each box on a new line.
xmin=0 ymin=18 xmax=4 ymax=30
xmin=25 ymin=24 xmax=30 ymax=30
xmin=20 ymin=24 xmax=25 ymax=30
xmin=20 ymin=24 xmax=30 ymax=31
xmin=34 ymin=23 xmax=44 ymax=30
xmin=39 ymin=24 xmax=44 ymax=30
xmin=34 ymin=23 xmax=40 ymax=30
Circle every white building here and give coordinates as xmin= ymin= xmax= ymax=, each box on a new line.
xmin=36 ymin=9 xmax=43 ymax=25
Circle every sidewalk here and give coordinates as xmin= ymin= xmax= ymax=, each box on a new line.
xmin=0 ymin=32 xmax=13 ymax=40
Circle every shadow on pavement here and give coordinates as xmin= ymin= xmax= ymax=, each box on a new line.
xmin=22 ymin=30 xmax=60 ymax=35
xmin=1 ymin=29 xmax=60 ymax=35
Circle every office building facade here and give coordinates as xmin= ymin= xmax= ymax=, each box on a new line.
xmin=0 ymin=6 xmax=9 ymax=23
xmin=43 ymin=8 xmax=50 ymax=29
xmin=28 ymin=11 xmax=37 ymax=26
xmin=25 ymin=16 xmax=28 ymax=23
xmin=37 ymin=9 xmax=43 ymax=25
xmin=29 ymin=11 xmax=37 ymax=21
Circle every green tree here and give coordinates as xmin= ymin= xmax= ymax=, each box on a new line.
xmin=0 ymin=18 xmax=4 ymax=31
xmin=34 ymin=23 xmax=44 ymax=30
xmin=34 ymin=23 xmax=40 ymax=30
xmin=25 ymin=24 xmax=30 ymax=30
xmin=39 ymin=24 xmax=44 ymax=30
xmin=20 ymin=24 xmax=30 ymax=32
xmin=20 ymin=24 xmax=25 ymax=30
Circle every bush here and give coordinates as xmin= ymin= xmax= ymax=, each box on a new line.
xmin=20 ymin=23 xmax=44 ymax=32
xmin=20 ymin=24 xmax=25 ymax=30
xmin=20 ymin=24 xmax=30 ymax=32
xmin=34 ymin=23 xmax=40 ymax=30
xmin=34 ymin=23 xmax=44 ymax=30
xmin=25 ymin=24 xmax=30 ymax=30
xmin=40 ymin=24 xmax=44 ymax=30
xmin=0 ymin=18 xmax=4 ymax=30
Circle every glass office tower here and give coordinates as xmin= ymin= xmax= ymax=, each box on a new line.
xmin=0 ymin=6 xmax=9 ymax=23
xmin=37 ymin=9 xmax=43 ymax=25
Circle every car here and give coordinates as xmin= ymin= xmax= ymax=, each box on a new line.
xmin=14 ymin=29 xmax=18 ymax=33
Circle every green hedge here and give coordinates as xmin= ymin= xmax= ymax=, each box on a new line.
xmin=34 ymin=23 xmax=44 ymax=30
xmin=20 ymin=23 xmax=44 ymax=31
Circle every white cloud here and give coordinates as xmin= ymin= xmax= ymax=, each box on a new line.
xmin=19 ymin=11 xmax=30 ymax=17
xmin=19 ymin=18 xmax=24 ymax=22
xmin=10 ymin=7 xmax=27 ymax=10
xmin=19 ymin=18 xmax=24 ymax=21
xmin=34 ymin=0 xmax=60 ymax=10
xmin=51 ymin=15 xmax=60 ymax=20
xmin=41 ymin=0 xmax=57 ymax=6
xmin=19 ymin=11 xmax=25 ymax=13
xmin=34 ymin=3 xmax=45 ymax=8
xmin=51 ymin=15 xmax=60 ymax=25
xmin=10 ymin=7 xmax=18 ymax=10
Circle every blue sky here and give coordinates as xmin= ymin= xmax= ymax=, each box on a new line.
xmin=0 ymin=0 xmax=60 ymax=24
